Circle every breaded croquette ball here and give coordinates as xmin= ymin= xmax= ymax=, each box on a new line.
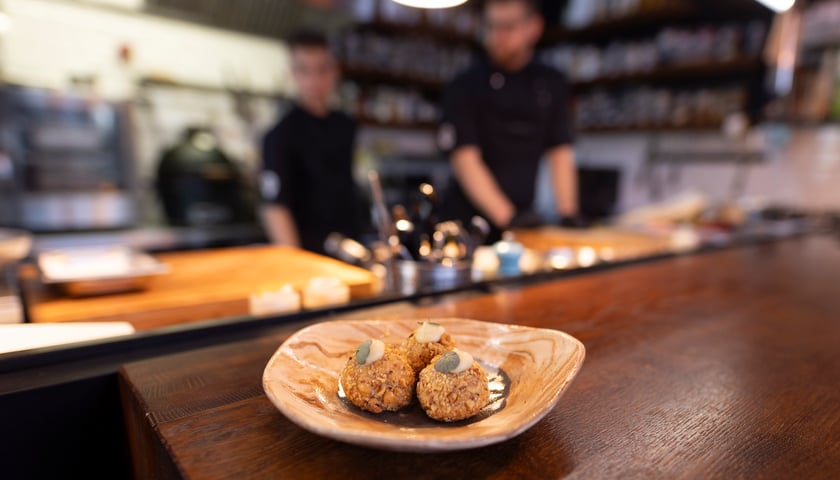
xmin=402 ymin=321 xmax=456 ymax=373
xmin=339 ymin=339 xmax=415 ymax=413
xmin=417 ymin=350 xmax=490 ymax=422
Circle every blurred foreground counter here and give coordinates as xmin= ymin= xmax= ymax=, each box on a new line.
xmin=117 ymin=235 xmax=840 ymax=479
xmin=20 ymin=246 xmax=379 ymax=331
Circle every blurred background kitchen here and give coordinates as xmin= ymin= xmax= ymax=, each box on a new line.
xmin=0 ymin=0 xmax=836 ymax=241
xmin=1 ymin=0 xmax=839 ymax=331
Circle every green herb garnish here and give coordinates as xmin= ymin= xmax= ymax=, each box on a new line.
xmin=355 ymin=339 xmax=372 ymax=365
xmin=434 ymin=351 xmax=460 ymax=373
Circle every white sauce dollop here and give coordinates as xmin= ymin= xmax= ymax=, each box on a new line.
xmin=414 ymin=322 xmax=445 ymax=344
xmin=363 ymin=339 xmax=385 ymax=366
xmin=452 ymin=349 xmax=474 ymax=374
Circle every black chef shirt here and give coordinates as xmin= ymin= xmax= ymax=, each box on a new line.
xmin=261 ymin=105 xmax=366 ymax=253
xmin=439 ymin=57 xmax=574 ymax=224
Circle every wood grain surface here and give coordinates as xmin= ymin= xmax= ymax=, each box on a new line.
xmin=23 ymin=246 xmax=378 ymax=331
xmin=511 ymin=226 xmax=670 ymax=259
xmin=120 ymin=236 xmax=840 ymax=479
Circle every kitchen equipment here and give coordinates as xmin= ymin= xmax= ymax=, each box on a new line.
xmin=413 ymin=183 xmax=438 ymax=234
xmin=395 ymin=259 xmax=472 ymax=294
xmin=368 ymin=170 xmax=391 ymax=241
xmin=468 ymin=216 xmax=491 ymax=247
xmin=0 ymin=86 xmax=136 ymax=231
xmin=0 ymin=228 xmax=32 ymax=324
xmin=368 ymin=171 xmax=412 ymax=262
xmin=38 ymin=247 xmax=170 ymax=297
xmin=432 ymin=221 xmax=470 ymax=261
xmin=324 ymin=233 xmax=374 ymax=267
xmin=156 ymin=127 xmax=253 ymax=227
xmin=392 ymin=204 xmax=419 ymax=256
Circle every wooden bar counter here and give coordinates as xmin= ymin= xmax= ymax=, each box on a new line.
xmin=119 ymin=236 xmax=840 ymax=479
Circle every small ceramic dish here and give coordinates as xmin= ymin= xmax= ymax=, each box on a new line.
xmin=263 ymin=318 xmax=585 ymax=452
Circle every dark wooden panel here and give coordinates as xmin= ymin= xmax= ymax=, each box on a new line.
xmin=0 ymin=376 xmax=132 ymax=480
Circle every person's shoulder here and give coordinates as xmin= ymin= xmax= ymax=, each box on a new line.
xmin=264 ymin=119 xmax=284 ymax=143
xmin=264 ymin=107 xmax=301 ymax=146
xmin=448 ymin=62 xmax=486 ymax=90
xmin=270 ymin=107 xmax=299 ymax=132
xmin=534 ymin=62 xmax=570 ymax=84
xmin=330 ymin=110 xmax=356 ymax=126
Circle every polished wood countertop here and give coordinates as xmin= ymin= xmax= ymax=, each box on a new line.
xmin=119 ymin=236 xmax=840 ymax=479
xmin=22 ymin=246 xmax=378 ymax=331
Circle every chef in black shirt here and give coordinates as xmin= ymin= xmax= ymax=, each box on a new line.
xmin=439 ymin=0 xmax=579 ymax=233
xmin=260 ymin=31 xmax=365 ymax=253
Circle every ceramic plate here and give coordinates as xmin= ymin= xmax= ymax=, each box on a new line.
xmin=262 ymin=318 xmax=585 ymax=452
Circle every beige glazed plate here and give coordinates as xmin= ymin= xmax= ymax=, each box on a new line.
xmin=262 ymin=318 xmax=585 ymax=452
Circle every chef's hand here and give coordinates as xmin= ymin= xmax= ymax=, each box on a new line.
xmin=508 ymin=210 xmax=545 ymax=229
xmin=558 ymin=215 xmax=587 ymax=229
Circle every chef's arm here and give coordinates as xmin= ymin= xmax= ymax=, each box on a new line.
xmin=261 ymin=205 xmax=301 ymax=247
xmin=451 ymin=145 xmax=516 ymax=228
xmin=547 ymin=145 xmax=579 ymax=218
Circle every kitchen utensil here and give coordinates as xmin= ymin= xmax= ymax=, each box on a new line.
xmin=467 ymin=216 xmax=491 ymax=253
xmin=396 ymin=259 xmax=472 ymax=293
xmin=418 ymin=234 xmax=433 ymax=262
xmin=392 ymin=204 xmax=419 ymax=260
xmin=324 ymin=233 xmax=374 ymax=267
xmin=415 ymin=182 xmax=438 ymax=229
xmin=367 ymin=170 xmax=394 ymax=244
xmin=433 ymin=221 xmax=470 ymax=261
xmin=389 ymin=235 xmax=415 ymax=262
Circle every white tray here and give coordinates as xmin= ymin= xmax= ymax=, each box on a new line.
xmin=38 ymin=247 xmax=169 ymax=296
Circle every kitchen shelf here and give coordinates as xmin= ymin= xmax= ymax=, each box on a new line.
xmin=779 ymin=120 xmax=840 ymax=128
xmin=341 ymin=64 xmax=445 ymax=92
xmin=801 ymin=37 xmax=840 ymax=50
xmin=358 ymin=117 xmax=438 ymax=131
xmin=138 ymin=76 xmax=283 ymax=99
xmin=579 ymin=122 xmax=724 ymax=134
xmin=542 ymin=3 xmax=697 ymax=45
xmin=358 ymin=20 xmax=479 ymax=48
xmin=572 ymin=57 xmax=763 ymax=88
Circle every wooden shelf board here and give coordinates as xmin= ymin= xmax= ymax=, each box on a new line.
xmin=579 ymin=123 xmax=724 ymax=134
xmin=358 ymin=117 xmax=438 ymax=131
xmin=341 ymin=64 xmax=445 ymax=92
xmin=572 ymin=57 xmax=762 ymax=88
xmin=542 ymin=4 xmax=697 ymax=45
xmin=358 ymin=21 xmax=479 ymax=48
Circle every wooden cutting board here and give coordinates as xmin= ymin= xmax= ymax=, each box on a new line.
xmin=23 ymin=246 xmax=379 ymax=331
xmin=511 ymin=227 xmax=670 ymax=259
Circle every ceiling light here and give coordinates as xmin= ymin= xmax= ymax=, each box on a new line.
xmin=753 ymin=0 xmax=795 ymax=13
xmin=391 ymin=0 xmax=469 ymax=9
xmin=0 ymin=13 xmax=12 ymax=34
